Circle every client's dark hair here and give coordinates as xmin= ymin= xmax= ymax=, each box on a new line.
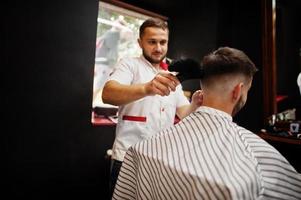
xmin=201 ymin=47 xmax=258 ymax=84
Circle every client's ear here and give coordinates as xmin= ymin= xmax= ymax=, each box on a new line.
xmin=232 ymin=82 xmax=244 ymax=101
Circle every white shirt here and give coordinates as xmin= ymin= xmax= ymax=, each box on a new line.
xmin=113 ymin=106 xmax=301 ymax=199
xmin=108 ymin=56 xmax=189 ymax=161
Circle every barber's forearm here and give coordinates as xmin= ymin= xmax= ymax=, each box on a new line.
xmin=177 ymin=90 xmax=203 ymax=119
xmin=177 ymin=104 xmax=199 ymax=119
xmin=102 ymin=81 xmax=147 ymax=106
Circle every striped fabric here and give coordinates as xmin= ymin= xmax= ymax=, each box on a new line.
xmin=113 ymin=106 xmax=301 ymax=200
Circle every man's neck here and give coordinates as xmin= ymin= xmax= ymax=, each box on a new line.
xmin=152 ymin=63 xmax=160 ymax=68
xmin=202 ymin=96 xmax=233 ymax=116
xmin=141 ymin=55 xmax=160 ymax=68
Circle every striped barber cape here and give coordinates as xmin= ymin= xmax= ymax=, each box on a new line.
xmin=113 ymin=106 xmax=301 ymax=200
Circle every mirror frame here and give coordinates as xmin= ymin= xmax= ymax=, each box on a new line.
xmin=262 ymin=0 xmax=277 ymax=125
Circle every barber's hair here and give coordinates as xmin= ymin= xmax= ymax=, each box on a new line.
xmin=139 ymin=18 xmax=168 ymax=38
xmin=201 ymin=47 xmax=258 ymax=84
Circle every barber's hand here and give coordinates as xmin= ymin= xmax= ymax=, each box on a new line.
xmin=191 ymin=90 xmax=203 ymax=108
xmin=144 ymin=72 xmax=180 ymax=96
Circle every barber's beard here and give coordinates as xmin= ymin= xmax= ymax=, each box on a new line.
xmin=232 ymin=96 xmax=246 ymax=116
xmin=143 ymin=50 xmax=166 ymax=65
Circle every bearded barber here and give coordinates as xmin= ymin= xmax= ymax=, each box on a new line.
xmin=101 ymin=18 xmax=203 ymax=197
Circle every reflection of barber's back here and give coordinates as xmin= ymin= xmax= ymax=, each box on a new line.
xmin=95 ymin=30 xmax=120 ymax=63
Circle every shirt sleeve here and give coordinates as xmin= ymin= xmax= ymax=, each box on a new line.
xmin=175 ymin=84 xmax=190 ymax=108
xmin=107 ymin=58 xmax=134 ymax=85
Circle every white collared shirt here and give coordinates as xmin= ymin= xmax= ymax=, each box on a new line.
xmin=107 ymin=56 xmax=189 ymax=161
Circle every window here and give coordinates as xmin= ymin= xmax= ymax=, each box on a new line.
xmin=92 ymin=0 xmax=167 ymax=124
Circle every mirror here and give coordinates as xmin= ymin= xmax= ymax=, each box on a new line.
xmin=275 ymin=0 xmax=301 ymax=118
xmin=262 ymin=0 xmax=301 ymax=124
xmin=91 ymin=0 xmax=167 ymax=125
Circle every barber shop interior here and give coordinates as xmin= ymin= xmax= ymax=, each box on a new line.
xmin=4 ymin=0 xmax=301 ymax=199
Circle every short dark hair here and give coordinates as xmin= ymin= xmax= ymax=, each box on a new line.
xmin=139 ymin=18 xmax=168 ymax=38
xmin=201 ymin=47 xmax=258 ymax=83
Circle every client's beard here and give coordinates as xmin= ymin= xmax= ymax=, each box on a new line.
xmin=232 ymin=96 xmax=246 ymax=116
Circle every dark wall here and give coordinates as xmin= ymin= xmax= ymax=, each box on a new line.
xmin=4 ymin=0 xmax=264 ymax=199
xmin=167 ymin=0 xmax=219 ymax=95
xmin=215 ymin=0 xmax=263 ymax=131
xmin=4 ymin=0 xmax=114 ymax=199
